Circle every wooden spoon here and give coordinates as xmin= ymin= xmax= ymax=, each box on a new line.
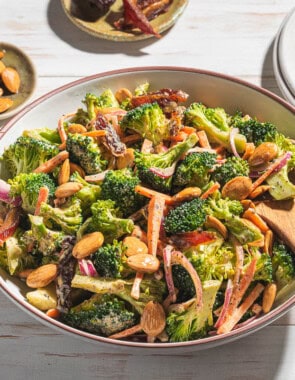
xmin=255 ymin=199 xmax=295 ymax=252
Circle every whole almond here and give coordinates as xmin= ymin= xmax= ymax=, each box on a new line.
xmin=123 ymin=236 xmax=148 ymax=257
xmin=0 ymin=60 xmax=6 ymax=75
xmin=58 ymin=158 xmax=70 ymax=185
xmin=26 ymin=264 xmax=58 ymax=288
xmin=0 ymin=97 xmax=13 ymax=113
xmin=72 ymin=232 xmax=104 ymax=259
xmin=127 ymin=253 xmax=160 ymax=273
xmin=55 ymin=182 xmax=83 ymax=198
xmin=2 ymin=67 xmax=20 ymax=93
xmin=262 ymin=283 xmax=277 ymax=313
xmin=221 ymin=176 xmax=252 ymax=200
xmin=140 ymin=301 xmax=166 ymax=337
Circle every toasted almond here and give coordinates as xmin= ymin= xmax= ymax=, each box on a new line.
xmin=68 ymin=124 xmax=87 ymax=134
xmin=116 ymin=148 xmax=135 ymax=169
xmin=123 ymin=236 xmax=148 ymax=257
xmin=26 ymin=264 xmax=58 ymax=288
xmin=55 ymin=182 xmax=83 ymax=198
xmin=0 ymin=97 xmax=13 ymax=113
xmin=70 ymin=162 xmax=86 ymax=178
xmin=241 ymin=199 xmax=256 ymax=211
xmin=58 ymin=158 xmax=70 ymax=185
xmin=168 ymin=187 xmax=202 ymax=204
xmin=115 ymin=87 xmax=132 ymax=103
xmin=2 ymin=67 xmax=20 ymax=93
xmin=205 ymin=215 xmax=228 ymax=239
xmin=0 ymin=60 xmax=6 ymax=74
xmin=72 ymin=232 xmax=104 ymax=259
xmin=140 ymin=301 xmax=166 ymax=337
xmin=248 ymin=142 xmax=278 ymax=167
xmin=127 ymin=253 xmax=160 ymax=273
xmin=262 ymin=283 xmax=277 ymax=313
xmin=221 ymin=176 xmax=252 ymax=200
xmin=264 ymin=229 xmax=274 ymax=256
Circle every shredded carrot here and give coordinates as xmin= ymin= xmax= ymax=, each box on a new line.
xmin=251 ymin=155 xmax=289 ymax=192
xmin=200 ymin=182 xmax=220 ymax=199
xmin=242 ymin=142 xmax=255 ymax=160
xmin=121 ymin=134 xmax=142 ymax=143
xmin=34 ymin=186 xmax=49 ymax=216
xmin=242 ymin=208 xmax=269 ymax=233
xmin=108 ymin=323 xmax=142 ymax=340
xmin=217 ymin=283 xmax=264 ymax=334
xmin=181 ymin=126 xmax=196 ymax=135
xmin=135 ymin=185 xmax=172 ymax=202
xmin=197 ymin=130 xmax=211 ymax=148
xmin=34 ymin=151 xmax=69 ymax=174
xmin=58 ymin=117 xmax=68 ymax=144
xmin=167 ymin=132 xmax=188 ymax=142
xmin=81 ymin=130 xmax=107 ymax=138
xmin=147 ymin=195 xmax=166 ymax=257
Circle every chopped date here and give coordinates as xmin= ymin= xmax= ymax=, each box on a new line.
xmin=131 ymin=88 xmax=189 ymax=108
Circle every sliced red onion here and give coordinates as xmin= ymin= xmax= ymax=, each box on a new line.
xmin=214 ymin=278 xmax=233 ymax=329
xmin=0 ymin=207 xmax=21 ymax=244
xmin=163 ymin=245 xmax=176 ymax=303
xmin=78 ymin=259 xmax=98 ymax=277
xmin=233 ymin=242 xmax=244 ymax=287
xmin=229 ymin=128 xmax=240 ymax=158
xmin=272 ymin=151 xmax=292 ymax=173
xmin=171 ymin=250 xmax=203 ymax=310
xmin=149 ymin=163 xmax=177 ymax=179
xmin=0 ymin=180 xmax=21 ymax=206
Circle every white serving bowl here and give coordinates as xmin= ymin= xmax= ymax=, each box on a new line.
xmin=0 ymin=67 xmax=295 ymax=353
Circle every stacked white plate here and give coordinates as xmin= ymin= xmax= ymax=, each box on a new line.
xmin=273 ymin=7 xmax=295 ymax=105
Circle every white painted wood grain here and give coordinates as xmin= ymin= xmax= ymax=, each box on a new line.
xmin=1 ymin=1 xmax=295 ymax=379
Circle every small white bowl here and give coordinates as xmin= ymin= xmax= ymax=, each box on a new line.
xmin=0 ymin=42 xmax=37 ymax=120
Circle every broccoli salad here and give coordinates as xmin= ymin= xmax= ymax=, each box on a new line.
xmin=0 ymin=83 xmax=295 ymax=343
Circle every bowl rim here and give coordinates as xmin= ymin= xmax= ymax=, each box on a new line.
xmin=0 ymin=65 xmax=295 ymax=349
xmin=0 ymin=41 xmax=37 ymax=121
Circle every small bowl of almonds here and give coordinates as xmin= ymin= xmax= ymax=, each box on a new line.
xmin=0 ymin=42 xmax=36 ymax=120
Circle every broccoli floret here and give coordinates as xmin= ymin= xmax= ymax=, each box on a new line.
xmin=40 ymin=198 xmax=83 ymax=235
xmin=166 ymin=280 xmax=221 ymax=342
xmin=211 ymin=156 xmax=250 ymax=187
xmin=267 ymin=164 xmax=295 ymax=200
xmin=184 ymin=103 xmax=246 ymax=153
xmin=22 ymin=128 xmax=61 ymax=145
xmin=1 ymin=136 xmax=59 ymax=178
xmin=172 ymin=265 xmax=196 ymax=302
xmin=164 ymin=198 xmax=206 ymax=235
xmin=23 ymin=215 xmax=65 ymax=261
xmin=80 ymin=199 xmax=134 ymax=243
xmin=70 ymin=172 xmax=101 ymax=216
xmin=173 ymin=152 xmax=217 ymax=189
xmin=231 ymin=116 xmax=278 ymax=146
xmin=187 ymin=238 xmax=235 ymax=282
xmin=100 ymin=169 xmax=147 ymax=217
xmin=204 ymin=191 xmax=244 ymax=221
xmin=63 ymin=294 xmax=138 ymax=336
xmin=0 ymin=229 xmax=37 ymax=275
xmin=66 ymin=133 xmax=107 ymax=175
xmin=272 ymin=241 xmax=295 ymax=289
xmin=91 ymin=240 xmax=131 ymax=279
xmin=71 ymin=275 xmax=166 ymax=315
xmin=82 ymin=90 xmax=119 ymax=121
xmin=8 ymin=172 xmax=56 ymax=214
xmin=134 ymin=133 xmax=198 ymax=193
xmin=120 ymin=102 xmax=170 ymax=145
xmin=254 ymin=253 xmax=273 ymax=283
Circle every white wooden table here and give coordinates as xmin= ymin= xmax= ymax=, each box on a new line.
xmin=1 ymin=1 xmax=295 ymax=379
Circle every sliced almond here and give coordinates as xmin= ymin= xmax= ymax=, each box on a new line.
xmin=123 ymin=236 xmax=148 ymax=257
xmin=26 ymin=264 xmax=58 ymax=288
xmin=221 ymin=176 xmax=252 ymax=200
xmin=58 ymin=158 xmax=70 ymax=185
xmin=70 ymin=162 xmax=86 ymax=178
xmin=127 ymin=253 xmax=160 ymax=273
xmin=2 ymin=67 xmax=20 ymax=93
xmin=140 ymin=301 xmax=166 ymax=337
xmin=264 ymin=229 xmax=274 ymax=256
xmin=72 ymin=232 xmax=104 ymax=259
xmin=249 ymin=185 xmax=270 ymax=199
xmin=0 ymin=97 xmax=13 ymax=113
xmin=55 ymin=182 xmax=83 ymax=198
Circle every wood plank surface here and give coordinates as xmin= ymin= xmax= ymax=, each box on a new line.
xmin=1 ymin=1 xmax=295 ymax=379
